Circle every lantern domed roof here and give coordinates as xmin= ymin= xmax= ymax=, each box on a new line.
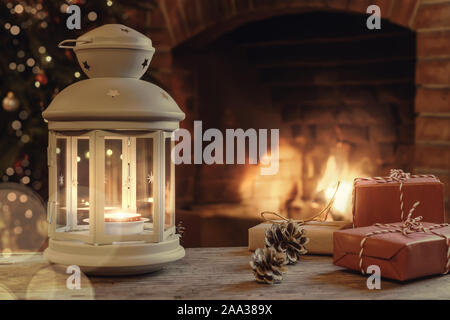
xmin=43 ymin=78 xmax=185 ymax=129
xmin=59 ymin=24 xmax=155 ymax=79
xmin=45 ymin=24 xmax=183 ymax=131
xmin=73 ymin=24 xmax=154 ymax=51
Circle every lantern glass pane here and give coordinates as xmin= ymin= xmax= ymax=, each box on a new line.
xmin=164 ymin=138 xmax=174 ymax=230
xmin=136 ymin=138 xmax=154 ymax=230
xmin=55 ymin=135 xmax=90 ymax=233
xmin=104 ymin=139 xmax=122 ymax=213
xmin=56 ymin=138 xmax=67 ymax=229
xmin=76 ymin=138 xmax=90 ymax=225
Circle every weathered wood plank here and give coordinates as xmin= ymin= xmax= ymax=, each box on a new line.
xmin=0 ymin=248 xmax=449 ymax=300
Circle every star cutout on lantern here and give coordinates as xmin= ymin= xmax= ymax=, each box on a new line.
xmin=83 ymin=61 xmax=90 ymax=70
xmin=59 ymin=174 xmax=64 ymax=186
xmin=146 ymin=172 xmax=154 ymax=184
xmin=141 ymin=58 xmax=149 ymax=69
xmin=161 ymin=92 xmax=169 ymax=100
xmin=107 ymin=89 xmax=120 ymax=98
xmin=120 ymin=28 xmax=129 ymax=33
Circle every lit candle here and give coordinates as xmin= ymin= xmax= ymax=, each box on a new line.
xmin=84 ymin=211 xmax=148 ymax=235
xmin=104 ymin=212 xmax=148 ymax=235
xmin=103 ymin=212 xmax=147 ymax=235
xmin=104 ymin=212 xmax=142 ymax=222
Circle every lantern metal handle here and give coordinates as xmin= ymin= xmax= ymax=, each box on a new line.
xmin=58 ymin=39 xmax=92 ymax=49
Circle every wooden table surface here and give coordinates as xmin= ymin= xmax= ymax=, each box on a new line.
xmin=0 ymin=247 xmax=449 ymax=300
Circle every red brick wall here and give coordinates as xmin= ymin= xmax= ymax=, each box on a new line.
xmin=413 ymin=1 xmax=450 ymax=217
xmin=177 ymin=13 xmax=416 ymax=221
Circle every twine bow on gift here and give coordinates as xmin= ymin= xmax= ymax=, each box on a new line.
xmin=388 ymin=169 xmax=411 ymax=182
xmin=352 ymin=169 xmax=438 ymax=226
xmin=359 ymin=201 xmax=450 ymax=276
xmin=400 ymin=204 xmax=423 ymax=236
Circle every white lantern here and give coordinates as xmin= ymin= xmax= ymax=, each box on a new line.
xmin=43 ymin=24 xmax=185 ymax=275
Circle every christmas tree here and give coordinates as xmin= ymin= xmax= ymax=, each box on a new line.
xmin=0 ymin=0 xmax=156 ymax=200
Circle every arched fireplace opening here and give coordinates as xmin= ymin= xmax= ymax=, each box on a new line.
xmin=173 ymin=11 xmax=416 ymax=247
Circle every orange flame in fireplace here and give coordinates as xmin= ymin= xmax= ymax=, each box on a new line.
xmin=316 ymin=155 xmax=360 ymax=220
xmin=325 ymin=181 xmax=352 ymax=213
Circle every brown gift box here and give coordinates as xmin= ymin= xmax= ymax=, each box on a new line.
xmin=249 ymin=221 xmax=351 ymax=255
xmin=353 ymin=176 xmax=445 ymax=227
xmin=333 ymin=222 xmax=450 ymax=281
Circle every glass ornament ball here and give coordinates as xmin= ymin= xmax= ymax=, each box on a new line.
xmin=35 ymin=73 xmax=48 ymax=85
xmin=2 ymin=92 xmax=20 ymax=112
xmin=0 ymin=182 xmax=48 ymax=256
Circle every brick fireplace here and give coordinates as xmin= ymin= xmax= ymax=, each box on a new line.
xmin=136 ymin=0 xmax=450 ymax=247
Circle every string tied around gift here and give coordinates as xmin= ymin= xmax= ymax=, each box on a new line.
xmin=261 ymin=181 xmax=341 ymax=225
xmin=359 ymin=201 xmax=450 ymax=276
xmin=352 ymin=169 xmax=438 ymax=227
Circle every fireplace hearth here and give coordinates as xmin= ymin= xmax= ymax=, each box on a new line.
xmin=173 ymin=12 xmax=415 ymax=232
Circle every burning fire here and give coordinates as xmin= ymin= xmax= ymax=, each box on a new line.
xmin=325 ymin=181 xmax=352 ymax=214
xmin=316 ymin=155 xmax=360 ymax=219
xmin=238 ymin=141 xmax=366 ymax=221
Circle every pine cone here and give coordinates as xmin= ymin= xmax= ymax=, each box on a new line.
xmin=250 ymin=247 xmax=288 ymax=284
xmin=176 ymin=220 xmax=186 ymax=238
xmin=265 ymin=220 xmax=309 ymax=264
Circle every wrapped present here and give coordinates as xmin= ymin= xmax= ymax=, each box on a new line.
xmin=352 ymin=169 xmax=445 ymax=227
xmin=250 ymin=184 xmax=351 ymax=255
xmin=334 ymin=208 xmax=450 ymax=281
xmin=249 ymin=220 xmax=351 ymax=255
